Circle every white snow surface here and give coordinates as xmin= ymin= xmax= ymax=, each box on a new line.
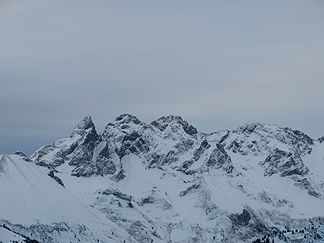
xmin=0 ymin=226 xmax=25 ymax=242
xmin=1 ymin=116 xmax=324 ymax=243
xmin=0 ymin=154 xmax=132 ymax=243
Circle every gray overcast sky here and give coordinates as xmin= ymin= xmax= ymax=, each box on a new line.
xmin=1 ymin=0 xmax=324 ymax=155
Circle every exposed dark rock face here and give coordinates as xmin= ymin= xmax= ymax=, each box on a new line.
xmin=295 ymin=178 xmax=320 ymax=198
xmin=282 ymin=128 xmax=314 ymax=150
xmin=318 ymin=136 xmax=324 ymax=143
xmin=148 ymin=153 xmax=162 ymax=168
xmin=230 ymin=209 xmax=251 ymax=227
xmin=13 ymin=151 xmax=28 ymax=158
xmin=102 ymin=188 xmax=131 ymax=201
xmin=28 ymin=115 xmax=322 ymax=200
xmin=13 ymin=151 xmax=32 ymax=163
xmin=68 ymin=117 xmax=99 ymax=167
xmin=139 ymin=196 xmax=155 ymax=206
xmin=151 ymin=115 xmax=198 ymax=136
xmin=119 ymin=132 xmax=150 ymax=158
xmin=160 ymin=150 xmax=178 ymax=166
xmin=115 ymin=114 xmax=142 ymax=126
xmin=48 ymin=171 xmax=64 ymax=187
xmin=193 ymin=140 xmax=210 ymax=161
xmin=261 ymin=148 xmax=308 ymax=177
xmin=4 ymin=115 xmax=324 ymax=243
xmin=206 ymin=144 xmax=233 ymax=173
xmin=179 ymin=183 xmax=201 ymax=197
xmin=95 ymin=144 xmax=116 ymax=175
xmin=112 ymin=169 xmax=126 ymax=181
xmin=181 ymin=159 xmax=194 ymax=170
xmin=31 ymin=116 xmax=100 ymax=176
xmin=174 ymin=139 xmax=195 ymax=153
xmin=224 ymin=123 xmax=314 ymax=157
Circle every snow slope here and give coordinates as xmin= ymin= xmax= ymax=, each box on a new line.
xmin=1 ymin=115 xmax=324 ymax=243
xmin=0 ymin=226 xmax=25 ymax=243
xmin=0 ymin=153 xmax=137 ymax=243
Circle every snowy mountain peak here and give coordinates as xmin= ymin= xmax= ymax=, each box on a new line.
xmin=71 ymin=116 xmax=97 ymax=137
xmin=115 ymin=114 xmax=143 ymax=125
xmin=102 ymin=114 xmax=148 ymax=141
xmin=234 ymin=122 xmax=265 ymax=133
xmin=225 ymin=122 xmax=314 ymax=157
xmin=234 ymin=122 xmax=313 ymax=142
xmin=4 ymin=116 xmax=324 ymax=243
xmin=13 ymin=151 xmax=28 ymax=158
xmin=74 ymin=116 xmax=95 ymax=130
xmin=12 ymin=151 xmax=32 ymax=163
xmin=234 ymin=122 xmax=288 ymax=137
xmin=151 ymin=114 xmax=198 ymax=136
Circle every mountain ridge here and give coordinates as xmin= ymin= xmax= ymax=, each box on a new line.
xmin=1 ymin=114 xmax=324 ymax=243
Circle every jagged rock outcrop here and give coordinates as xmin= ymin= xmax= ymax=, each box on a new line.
xmin=206 ymin=144 xmax=234 ymax=173
xmin=31 ymin=116 xmax=99 ymax=173
xmin=48 ymin=170 xmax=65 ymax=187
xmin=29 ymin=116 xmax=323 ymax=197
xmin=318 ymin=136 xmax=324 ymax=143
xmin=2 ymin=115 xmax=324 ymax=243
xmin=261 ymin=148 xmax=309 ymax=177
xmin=223 ymin=123 xmax=313 ymax=156
xmin=151 ymin=115 xmax=198 ymax=136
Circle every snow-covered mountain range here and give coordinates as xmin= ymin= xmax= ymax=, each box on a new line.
xmin=1 ymin=114 xmax=324 ymax=243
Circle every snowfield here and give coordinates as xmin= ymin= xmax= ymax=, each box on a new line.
xmin=1 ymin=115 xmax=324 ymax=242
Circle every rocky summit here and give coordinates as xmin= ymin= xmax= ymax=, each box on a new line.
xmin=1 ymin=114 xmax=324 ymax=243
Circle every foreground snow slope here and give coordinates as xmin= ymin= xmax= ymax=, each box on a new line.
xmin=0 ymin=153 xmax=141 ymax=243
xmin=1 ymin=114 xmax=324 ymax=242
xmin=0 ymin=226 xmax=25 ymax=243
